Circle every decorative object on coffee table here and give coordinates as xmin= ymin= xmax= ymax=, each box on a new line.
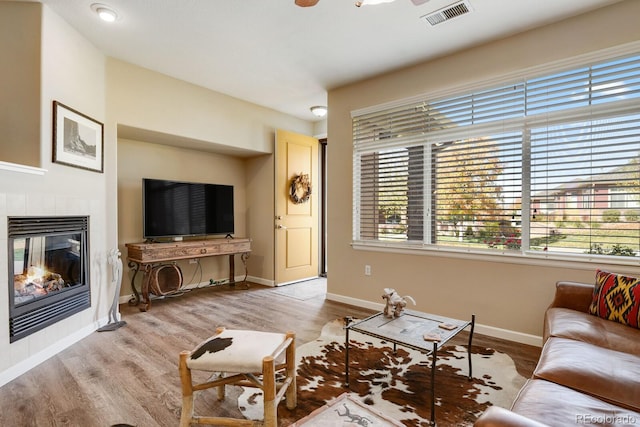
xmin=381 ymin=287 xmax=416 ymax=318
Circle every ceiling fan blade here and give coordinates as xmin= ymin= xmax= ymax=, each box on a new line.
xmin=410 ymin=0 xmax=430 ymax=5
xmin=295 ymin=0 xmax=320 ymax=7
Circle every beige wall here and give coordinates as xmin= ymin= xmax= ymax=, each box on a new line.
xmin=245 ymin=154 xmax=276 ymax=281
xmin=0 ymin=3 xmax=112 ymax=385
xmin=326 ymin=0 xmax=640 ymax=343
xmin=0 ymin=2 xmax=41 ymax=167
xmin=107 ymin=58 xmax=310 ymax=155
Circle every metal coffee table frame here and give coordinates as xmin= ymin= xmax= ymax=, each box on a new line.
xmin=344 ymin=310 xmax=475 ymax=426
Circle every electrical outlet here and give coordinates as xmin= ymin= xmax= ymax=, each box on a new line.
xmin=365 ymin=265 xmax=371 ymax=276
xmin=189 ymin=259 xmax=198 ymax=264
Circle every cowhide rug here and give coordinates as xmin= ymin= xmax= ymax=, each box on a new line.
xmin=239 ymin=318 xmax=526 ymax=426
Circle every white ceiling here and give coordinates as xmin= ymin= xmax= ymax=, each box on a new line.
xmin=24 ymin=0 xmax=622 ymax=121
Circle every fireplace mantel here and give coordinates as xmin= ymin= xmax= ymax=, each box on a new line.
xmin=0 ymin=161 xmax=47 ymax=175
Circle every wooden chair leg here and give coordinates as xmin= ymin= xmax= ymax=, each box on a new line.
xmin=262 ymin=356 xmax=277 ymax=427
xmin=285 ymin=331 xmax=297 ymax=409
xmin=178 ymin=351 xmax=194 ymax=427
xmin=216 ymin=372 xmax=226 ymax=401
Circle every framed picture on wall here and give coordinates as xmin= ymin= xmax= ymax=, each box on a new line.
xmin=52 ymin=101 xmax=104 ymax=173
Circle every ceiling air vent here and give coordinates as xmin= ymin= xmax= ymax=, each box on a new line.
xmin=421 ymin=0 xmax=472 ymax=26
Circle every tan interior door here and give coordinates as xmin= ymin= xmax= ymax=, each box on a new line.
xmin=275 ymin=129 xmax=319 ymax=285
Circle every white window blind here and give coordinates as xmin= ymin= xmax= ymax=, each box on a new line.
xmin=357 ymin=147 xmax=424 ymax=242
xmin=353 ymin=51 xmax=640 ymax=261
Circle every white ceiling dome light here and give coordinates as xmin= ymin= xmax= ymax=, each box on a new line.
xmin=310 ymin=106 xmax=328 ymax=118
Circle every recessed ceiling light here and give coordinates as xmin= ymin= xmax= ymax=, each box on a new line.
xmin=91 ymin=3 xmax=118 ymax=22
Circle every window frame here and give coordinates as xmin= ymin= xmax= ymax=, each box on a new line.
xmin=351 ymin=42 xmax=640 ymax=268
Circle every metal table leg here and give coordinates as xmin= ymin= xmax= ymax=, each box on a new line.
xmin=344 ymin=321 xmax=351 ymax=388
xmin=468 ymin=314 xmax=476 ymax=379
xmin=431 ymin=341 xmax=437 ymax=426
xmin=127 ymin=261 xmax=141 ymax=306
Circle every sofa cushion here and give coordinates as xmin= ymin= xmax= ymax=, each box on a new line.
xmin=533 ymin=337 xmax=640 ymax=411
xmin=589 ymin=269 xmax=640 ymax=329
xmin=473 ymin=405 xmax=550 ymax=427
xmin=510 ymin=379 xmax=640 ymax=427
xmin=545 ymin=307 xmax=640 ymax=355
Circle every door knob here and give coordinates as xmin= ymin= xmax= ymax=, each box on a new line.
xmin=276 ymin=224 xmax=287 ymax=229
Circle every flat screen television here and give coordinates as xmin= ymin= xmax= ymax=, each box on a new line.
xmin=142 ymin=178 xmax=234 ymax=240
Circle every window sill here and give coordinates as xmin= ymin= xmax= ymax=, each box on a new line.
xmin=351 ymin=241 xmax=640 ymax=272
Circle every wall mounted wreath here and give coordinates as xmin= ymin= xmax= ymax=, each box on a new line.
xmin=290 ymin=173 xmax=312 ymax=204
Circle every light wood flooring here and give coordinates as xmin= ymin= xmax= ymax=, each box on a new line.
xmin=0 ymin=282 xmax=541 ymax=427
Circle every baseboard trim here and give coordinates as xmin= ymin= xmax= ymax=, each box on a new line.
xmin=0 ymin=315 xmax=109 ymax=388
xmin=246 ymin=276 xmax=274 ymax=287
xmin=326 ymin=293 xmax=542 ymax=348
xmin=474 ymin=323 xmax=542 ymax=348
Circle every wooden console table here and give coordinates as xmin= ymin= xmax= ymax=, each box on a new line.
xmin=126 ymin=238 xmax=251 ymax=311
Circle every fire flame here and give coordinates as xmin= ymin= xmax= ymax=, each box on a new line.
xmin=26 ymin=265 xmax=47 ymax=284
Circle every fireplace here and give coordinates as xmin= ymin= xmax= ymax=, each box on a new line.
xmin=8 ymin=216 xmax=91 ymax=342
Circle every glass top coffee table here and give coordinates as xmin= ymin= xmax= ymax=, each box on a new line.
xmin=344 ymin=310 xmax=475 ymax=426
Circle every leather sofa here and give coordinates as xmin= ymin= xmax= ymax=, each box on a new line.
xmin=475 ymin=280 xmax=640 ymax=426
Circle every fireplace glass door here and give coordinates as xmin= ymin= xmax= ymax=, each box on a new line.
xmin=13 ymin=233 xmax=83 ymax=306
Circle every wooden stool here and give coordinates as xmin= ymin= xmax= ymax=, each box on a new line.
xmin=179 ymin=327 xmax=297 ymax=427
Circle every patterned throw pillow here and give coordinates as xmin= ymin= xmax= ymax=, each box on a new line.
xmin=589 ymin=269 xmax=640 ymax=329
